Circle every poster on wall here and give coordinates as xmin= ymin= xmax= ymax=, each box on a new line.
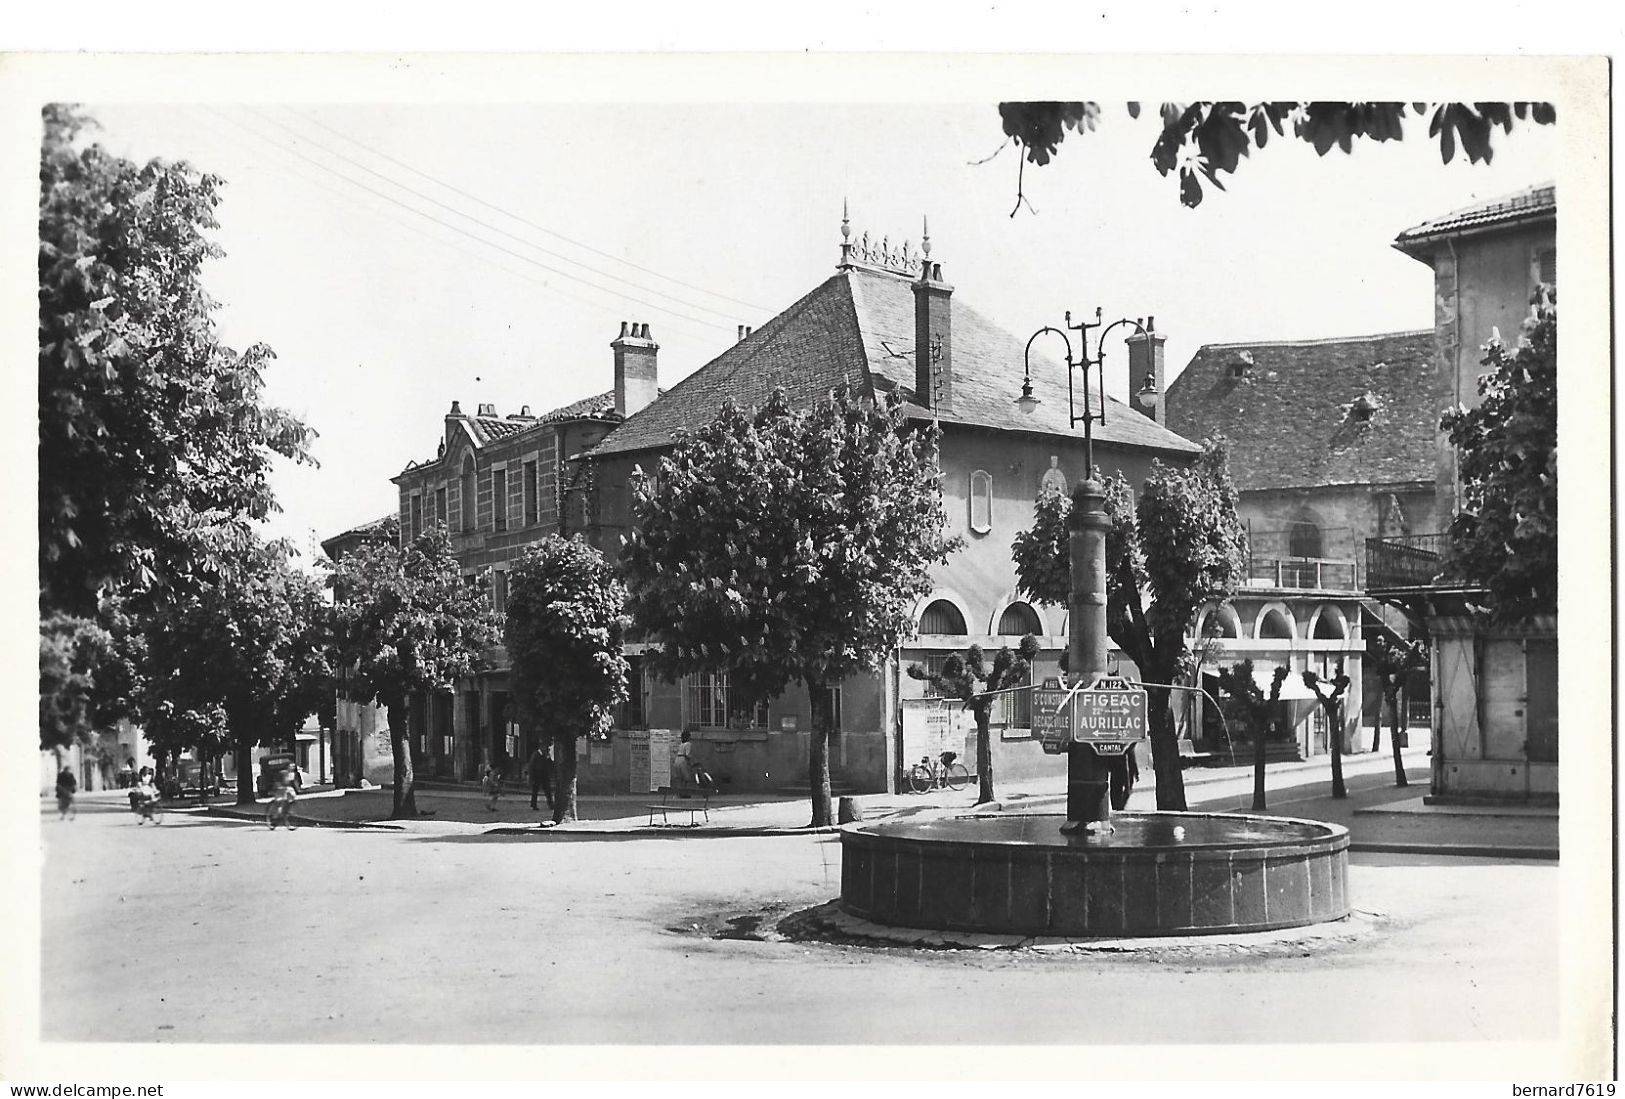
xmin=647 ymin=729 xmax=677 ymax=790
xmin=901 ymin=699 xmax=968 ymax=768
xmin=627 ymin=731 xmax=649 ymax=794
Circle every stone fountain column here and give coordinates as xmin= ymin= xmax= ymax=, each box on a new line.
xmin=1062 ymin=478 xmax=1112 ymax=834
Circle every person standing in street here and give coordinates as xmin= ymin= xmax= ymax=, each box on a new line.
xmin=55 ymin=766 xmax=78 ymax=820
xmin=527 ymin=742 xmax=554 ymax=813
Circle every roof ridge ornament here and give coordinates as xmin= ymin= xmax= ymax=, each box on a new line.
xmin=839 ymin=213 xmax=925 ymax=276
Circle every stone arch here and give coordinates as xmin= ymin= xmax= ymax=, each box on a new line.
xmin=914 ymin=590 xmax=974 ymax=636
xmin=1254 ymin=601 xmax=1298 ymax=640
xmin=1308 ymin=604 xmax=1349 ymax=640
xmin=1196 ymin=602 xmax=1243 ymax=639
xmin=988 ymin=595 xmax=1051 ymax=638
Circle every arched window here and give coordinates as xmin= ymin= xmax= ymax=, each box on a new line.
xmin=968 ymin=470 xmax=993 ymax=534
xmin=920 ymin=599 xmax=968 ymax=635
xmin=1288 ymin=518 xmax=1322 ymax=559
xmin=997 ymin=602 xmax=1041 ymax=636
xmin=460 ymin=456 xmax=476 ymax=532
xmin=1311 ymin=606 xmax=1347 ymax=640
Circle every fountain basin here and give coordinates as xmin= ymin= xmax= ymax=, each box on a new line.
xmin=839 ymin=812 xmax=1349 ymax=937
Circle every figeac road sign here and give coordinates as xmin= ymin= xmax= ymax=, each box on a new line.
xmin=1034 ymin=675 xmax=1148 ymax=754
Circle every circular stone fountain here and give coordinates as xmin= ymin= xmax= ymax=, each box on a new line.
xmin=840 ymin=812 xmax=1349 ymax=938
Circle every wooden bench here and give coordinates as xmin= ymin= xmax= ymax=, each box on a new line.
xmin=646 ymin=784 xmax=712 ymax=827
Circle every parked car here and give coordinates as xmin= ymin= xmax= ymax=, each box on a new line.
xmin=176 ymin=759 xmax=223 ymax=797
xmin=256 ymin=753 xmax=309 ymax=796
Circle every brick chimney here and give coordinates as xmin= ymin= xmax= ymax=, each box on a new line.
xmin=1126 ymin=317 xmax=1166 ymax=425
xmin=913 ymin=220 xmax=952 ymax=414
xmin=612 ymin=321 xmax=659 ymax=418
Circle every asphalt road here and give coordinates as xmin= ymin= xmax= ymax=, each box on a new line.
xmin=40 ymin=790 xmax=1562 ymax=1054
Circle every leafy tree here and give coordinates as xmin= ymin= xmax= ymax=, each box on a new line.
xmin=996 ymin=101 xmax=1556 ymax=210
xmin=331 ymin=529 xmax=500 ymax=818
xmin=1439 ymin=297 xmax=1557 ymax=619
xmin=38 ymin=613 xmax=112 ymax=752
xmin=1011 ymin=439 xmax=1247 ymax=809
xmin=505 ymin=535 xmax=631 ymax=824
xmin=1368 ymin=632 xmax=1428 ymax=787
xmin=39 ymin=105 xmax=313 ymax=618
xmin=138 ymin=535 xmax=333 ymax=804
xmin=621 ymin=386 xmax=958 ymax=827
xmin=1302 ymin=667 xmax=1353 ymax=799
xmin=1214 ymin=661 xmax=1289 ymax=811
xmin=907 ymin=636 xmax=1039 ymax=805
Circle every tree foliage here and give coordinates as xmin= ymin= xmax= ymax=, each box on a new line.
xmin=38 ymin=104 xmax=314 ymax=617
xmin=137 ymin=534 xmax=333 ymax=803
xmin=505 ymin=535 xmax=631 ymax=824
xmin=1011 ymin=439 xmax=1246 ymax=809
xmin=907 ymin=636 xmax=1039 ymax=805
xmin=331 ymin=529 xmax=500 ymax=818
xmin=1440 ymin=296 xmax=1558 ymax=619
xmin=997 ymin=101 xmax=1557 ymax=209
xmin=38 ymin=613 xmax=113 ymax=752
xmin=621 ymin=386 xmax=958 ymax=826
xmin=1214 ymin=660 xmax=1288 ymax=811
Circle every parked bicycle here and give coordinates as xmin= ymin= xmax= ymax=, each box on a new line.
xmin=907 ymin=750 xmax=971 ymax=794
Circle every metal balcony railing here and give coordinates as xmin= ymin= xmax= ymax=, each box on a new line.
xmin=1365 ymin=533 xmax=1448 ymax=590
xmin=1245 ymin=554 xmax=1359 ymax=591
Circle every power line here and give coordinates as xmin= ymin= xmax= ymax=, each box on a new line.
xmin=284 ymin=106 xmax=771 ymax=315
xmin=202 ymin=106 xmax=735 ymax=334
xmin=183 ymin=108 xmax=721 ymax=338
xmin=239 ymin=105 xmax=748 ymax=325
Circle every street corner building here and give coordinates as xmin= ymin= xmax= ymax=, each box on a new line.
xmin=326 ymin=218 xmax=1209 ymax=797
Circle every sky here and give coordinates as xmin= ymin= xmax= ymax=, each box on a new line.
xmin=79 ymin=98 xmax=1562 ymax=562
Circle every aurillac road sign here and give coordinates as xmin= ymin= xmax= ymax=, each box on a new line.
xmin=1035 ymin=675 xmax=1148 ymax=755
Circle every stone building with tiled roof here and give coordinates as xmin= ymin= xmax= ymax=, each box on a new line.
xmin=380 ymin=332 xmax=657 ymax=783
xmin=580 ymin=223 xmax=1202 ymax=794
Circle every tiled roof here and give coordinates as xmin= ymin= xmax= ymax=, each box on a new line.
xmin=1394 ymin=182 xmax=1555 ymax=249
xmin=319 ymin=513 xmax=398 ymax=558
xmin=536 ymin=390 xmax=617 ymax=425
xmin=591 ymin=266 xmax=1201 ymax=458
xmin=402 ymin=391 xmax=621 ymax=473
xmin=1163 ymin=329 xmax=1441 ymax=491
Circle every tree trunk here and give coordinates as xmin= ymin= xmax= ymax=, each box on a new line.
xmin=553 ymin=731 xmax=578 ymax=824
xmin=1371 ymin=700 xmax=1382 ymax=754
xmin=1145 ymin=687 xmax=1187 ymax=811
xmin=1328 ymin=700 xmax=1347 ymax=799
xmin=806 ymin=676 xmax=833 ymax=827
xmin=235 ymin=735 xmax=254 ymax=805
xmin=1252 ymin=707 xmax=1268 ymax=811
xmin=973 ymin=703 xmax=995 ymax=805
xmin=1389 ymin=687 xmax=1408 ymax=787
xmin=387 ymin=699 xmax=418 ymax=819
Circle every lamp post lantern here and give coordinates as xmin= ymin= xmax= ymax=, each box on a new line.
xmin=1020 ymin=311 xmax=1157 ymax=834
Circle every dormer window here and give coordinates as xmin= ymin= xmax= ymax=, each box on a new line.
xmin=1350 ymin=393 xmax=1378 ymax=423
xmin=1228 ymin=350 xmax=1254 ymax=379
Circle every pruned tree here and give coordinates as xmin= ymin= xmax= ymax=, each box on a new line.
xmin=1368 ymin=632 xmax=1428 ymax=787
xmin=1303 ymin=667 xmax=1353 ymax=799
xmin=505 ymin=535 xmax=631 ymax=824
xmin=1440 ymin=296 xmax=1557 ymax=620
xmin=1214 ymin=661 xmax=1289 ymax=811
xmin=621 ymin=386 xmax=958 ymax=827
xmin=995 ymin=101 xmax=1557 ymax=211
xmin=1012 ymin=439 xmax=1247 ymax=810
xmin=38 ymin=105 xmax=312 ymax=619
xmin=907 ymin=636 xmax=1039 ymax=805
xmin=330 ymin=529 xmax=500 ymax=818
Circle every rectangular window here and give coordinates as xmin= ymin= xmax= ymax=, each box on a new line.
xmin=920 ymin=654 xmax=952 ymax=699
xmin=524 ymin=460 xmax=538 ymax=526
xmin=492 ymin=467 xmax=508 ymax=531
xmin=685 ymin=671 xmax=767 ymax=730
xmin=616 ymin=656 xmax=647 ymax=729
xmin=409 ymin=494 xmax=423 ymax=541
xmin=492 ymin=570 xmax=507 ymax=616
xmin=435 ymin=488 xmax=448 ymax=528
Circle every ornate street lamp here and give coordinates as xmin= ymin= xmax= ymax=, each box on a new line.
xmin=1019 ymin=309 xmax=1157 ymax=835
